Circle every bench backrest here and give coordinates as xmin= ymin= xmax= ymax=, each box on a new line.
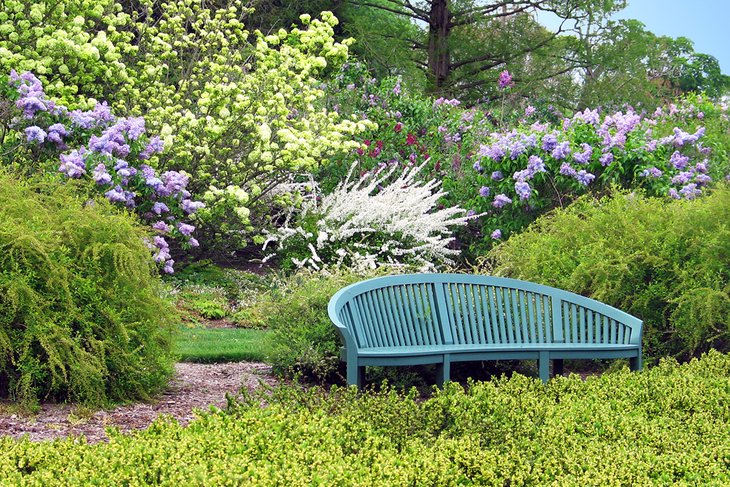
xmin=329 ymin=274 xmax=643 ymax=351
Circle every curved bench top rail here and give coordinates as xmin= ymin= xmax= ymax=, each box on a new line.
xmin=329 ymin=273 xmax=642 ymax=329
xmin=328 ymin=274 xmax=642 ymax=349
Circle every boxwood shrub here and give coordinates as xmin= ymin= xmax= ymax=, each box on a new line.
xmin=488 ymin=186 xmax=730 ymax=360
xmin=0 ymin=172 xmax=176 ymax=407
xmin=0 ymin=351 xmax=728 ymax=484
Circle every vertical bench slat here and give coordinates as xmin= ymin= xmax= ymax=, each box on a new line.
xmin=406 ymin=285 xmax=426 ymax=346
xmin=519 ymin=291 xmax=530 ymax=344
xmin=578 ymin=307 xmax=586 ymax=343
xmin=486 ymin=286 xmax=502 ymax=344
xmin=375 ymin=289 xmax=397 ymax=346
xmin=411 ymin=284 xmax=436 ymax=345
xmin=426 ymin=283 xmax=448 ymax=345
xmin=345 ymin=301 xmax=368 ymax=348
xmin=478 ymin=286 xmax=494 ymax=344
xmin=618 ymin=321 xmax=626 ymax=344
xmin=356 ymin=294 xmax=379 ymax=347
xmin=384 ymin=287 xmax=407 ymax=346
xmin=570 ymin=303 xmax=579 ymax=344
xmin=473 ymin=285 xmax=487 ymax=343
xmin=509 ymin=289 xmax=522 ymax=343
xmin=496 ymin=288 xmax=511 ymax=343
xmin=450 ymin=284 xmax=466 ymax=344
xmin=587 ymin=309 xmax=594 ymax=344
xmin=391 ymin=286 xmax=414 ymax=346
xmin=463 ymin=284 xmax=479 ymax=344
xmin=363 ymin=291 xmax=387 ymax=347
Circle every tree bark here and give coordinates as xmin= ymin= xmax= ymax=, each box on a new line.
xmin=426 ymin=0 xmax=451 ymax=93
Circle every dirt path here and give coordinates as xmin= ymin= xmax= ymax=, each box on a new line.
xmin=0 ymin=362 xmax=277 ymax=443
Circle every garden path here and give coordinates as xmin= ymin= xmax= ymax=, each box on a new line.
xmin=0 ymin=362 xmax=277 ymax=443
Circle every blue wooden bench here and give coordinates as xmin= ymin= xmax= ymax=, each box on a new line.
xmin=328 ymin=274 xmax=643 ymax=386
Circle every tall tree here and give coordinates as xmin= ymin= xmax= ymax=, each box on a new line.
xmin=344 ymin=0 xmax=625 ymax=95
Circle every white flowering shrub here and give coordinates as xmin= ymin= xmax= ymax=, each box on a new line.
xmin=264 ymin=163 xmax=472 ymax=273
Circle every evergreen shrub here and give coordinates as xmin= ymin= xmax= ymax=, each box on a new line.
xmin=0 ymin=351 xmax=729 ymax=484
xmin=0 ymin=172 xmax=176 ymax=406
xmin=488 ymin=186 xmax=730 ymax=360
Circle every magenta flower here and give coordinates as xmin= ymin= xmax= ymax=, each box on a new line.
xmin=498 ymin=70 xmax=513 ymax=90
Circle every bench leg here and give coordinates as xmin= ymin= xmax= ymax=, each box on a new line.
xmin=539 ymin=352 xmax=550 ymax=383
xmin=347 ymin=362 xmax=365 ymax=389
xmin=436 ymin=355 xmax=451 ymax=387
xmin=630 ymin=353 xmax=642 ymax=371
xmin=553 ymin=359 xmax=564 ymax=377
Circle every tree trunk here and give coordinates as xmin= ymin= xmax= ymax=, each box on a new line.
xmin=427 ymin=0 xmax=451 ymax=93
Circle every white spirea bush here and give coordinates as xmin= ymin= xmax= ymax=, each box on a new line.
xmin=264 ymin=163 xmax=473 ymax=273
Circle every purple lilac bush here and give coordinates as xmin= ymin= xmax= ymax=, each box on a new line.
xmin=323 ymin=65 xmax=728 ymax=258
xmin=7 ymin=71 xmax=203 ymax=272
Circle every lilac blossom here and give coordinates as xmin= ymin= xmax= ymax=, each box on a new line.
xmin=599 ymin=153 xmax=614 ymax=166
xmin=472 ymin=161 xmax=482 ymax=172
xmin=525 ymin=106 xmax=536 ymax=117
xmin=152 ymin=221 xmax=171 ymax=233
xmin=515 ymin=181 xmax=532 ymax=200
xmin=641 ymin=167 xmax=663 ymax=178
xmin=670 ymin=171 xmax=693 ymax=185
xmin=491 ymin=229 xmax=502 ymax=240
xmin=541 ymin=133 xmax=558 ymax=151
xmin=679 ymin=183 xmax=701 ymax=200
xmin=188 ymin=238 xmax=200 ymax=248
xmin=92 ymin=164 xmax=112 ymax=185
xmin=575 ymin=170 xmax=595 ymax=186
xmin=573 ymin=143 xmax=593 ymax=164
xmin=182 ymin=199 xmax=205 ymax=214
xmin=479 ymin=186 xmax=491 ymax=197
xmin=551 ymin=142 xmax=571 ymax=160
xmin=177 ymin=222 xmax=195 ymax=237
xmin=668 ymin=188 xmax=680 ymax=199
xmin=491 ymin=171 xmax=504 ymax=181
xmin=152 ymin=202 xmax=170 ymax=215
xmin=559 ymin=163 xmax=577 ymax=177
xmin=24 ymin=126 xmax=46 ymax=143
xmin=492 ymin=194 xmax=512 ymax=208
xmin=59 ymin=149 xmax=87 ymax=177
xmin=527 ymin=155 xmax=546 ymax=176
xmin=670 ymin=151 xmax=689 ymax=170
xmin=105 ymin=186 xmax=127 ymax=204
xmin=47 ymin=123 xmax=68 ymax=145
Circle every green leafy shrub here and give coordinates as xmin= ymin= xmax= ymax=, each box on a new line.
xmin=488 ymin=186 xmax=730 ymax=360
xmin=263 ymin=271 xmax=367 ymax=381
xmin=0 ymin=172 xmax=176 ymax=406
xmin=0 ymin=351 xmax=729 ymax=484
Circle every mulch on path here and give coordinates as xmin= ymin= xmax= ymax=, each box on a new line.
xmin=0 ymin=362 xmax=277 ymax=443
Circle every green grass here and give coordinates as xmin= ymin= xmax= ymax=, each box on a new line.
xmin=174 ymin=327 xmax=271 ymax=363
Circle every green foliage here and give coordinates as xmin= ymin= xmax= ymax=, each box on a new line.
xmin=263 ymin=271 xmax=367 ymax=381
xmin=0 ymin=0 xmax=134 ymax=108
xmin=488 ymin=187 xmax=730 ymax=360
xmin=174 ymin=327 xmax=270 ymax=363
xmin=0 ymin=172 xmax=176 ymax=407
xmin=1 ymin=351 xmax=730 ymax=484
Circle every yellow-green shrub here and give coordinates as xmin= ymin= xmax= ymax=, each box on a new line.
xmin=488 ymin=186 xmax=730 ymax=360
xmin=0 ymin=172 xmax=175 ymax=406
xmin=0 ymin=351 xmax=729 ymax=484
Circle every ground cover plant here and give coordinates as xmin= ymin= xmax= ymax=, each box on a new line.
xmin=0 ymin=171 xmax=176 ymax=407
xmin=0 ymin=351 xmax=728 ymax=484
xmin=488 ymin=186 xmax=730 ymax=360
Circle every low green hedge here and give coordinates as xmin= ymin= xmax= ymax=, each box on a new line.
xmin=1 ymin=351 xmax=729 ymax=485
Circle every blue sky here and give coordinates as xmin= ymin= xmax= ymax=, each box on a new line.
xmin=613 ymin=0 xmax=729 ymax=72
xmin=538 ymin=0 xmax=730 ymax=73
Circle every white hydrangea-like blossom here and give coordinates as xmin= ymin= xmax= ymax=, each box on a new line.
xmin=264 ymin=162 xmax=477 ymax=272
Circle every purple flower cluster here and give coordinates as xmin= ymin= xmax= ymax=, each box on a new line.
xmin=8 ymin=71 xmax=205 ymax=273
xmin=498 ymin=70 xmax=513 ymax=90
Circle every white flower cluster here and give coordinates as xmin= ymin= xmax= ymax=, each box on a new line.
xmin=264 ymin=163 xmax=475 ymax=273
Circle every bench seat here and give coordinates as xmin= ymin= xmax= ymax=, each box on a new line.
xmin=328 ymin=274 xmax=644 ymax=386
